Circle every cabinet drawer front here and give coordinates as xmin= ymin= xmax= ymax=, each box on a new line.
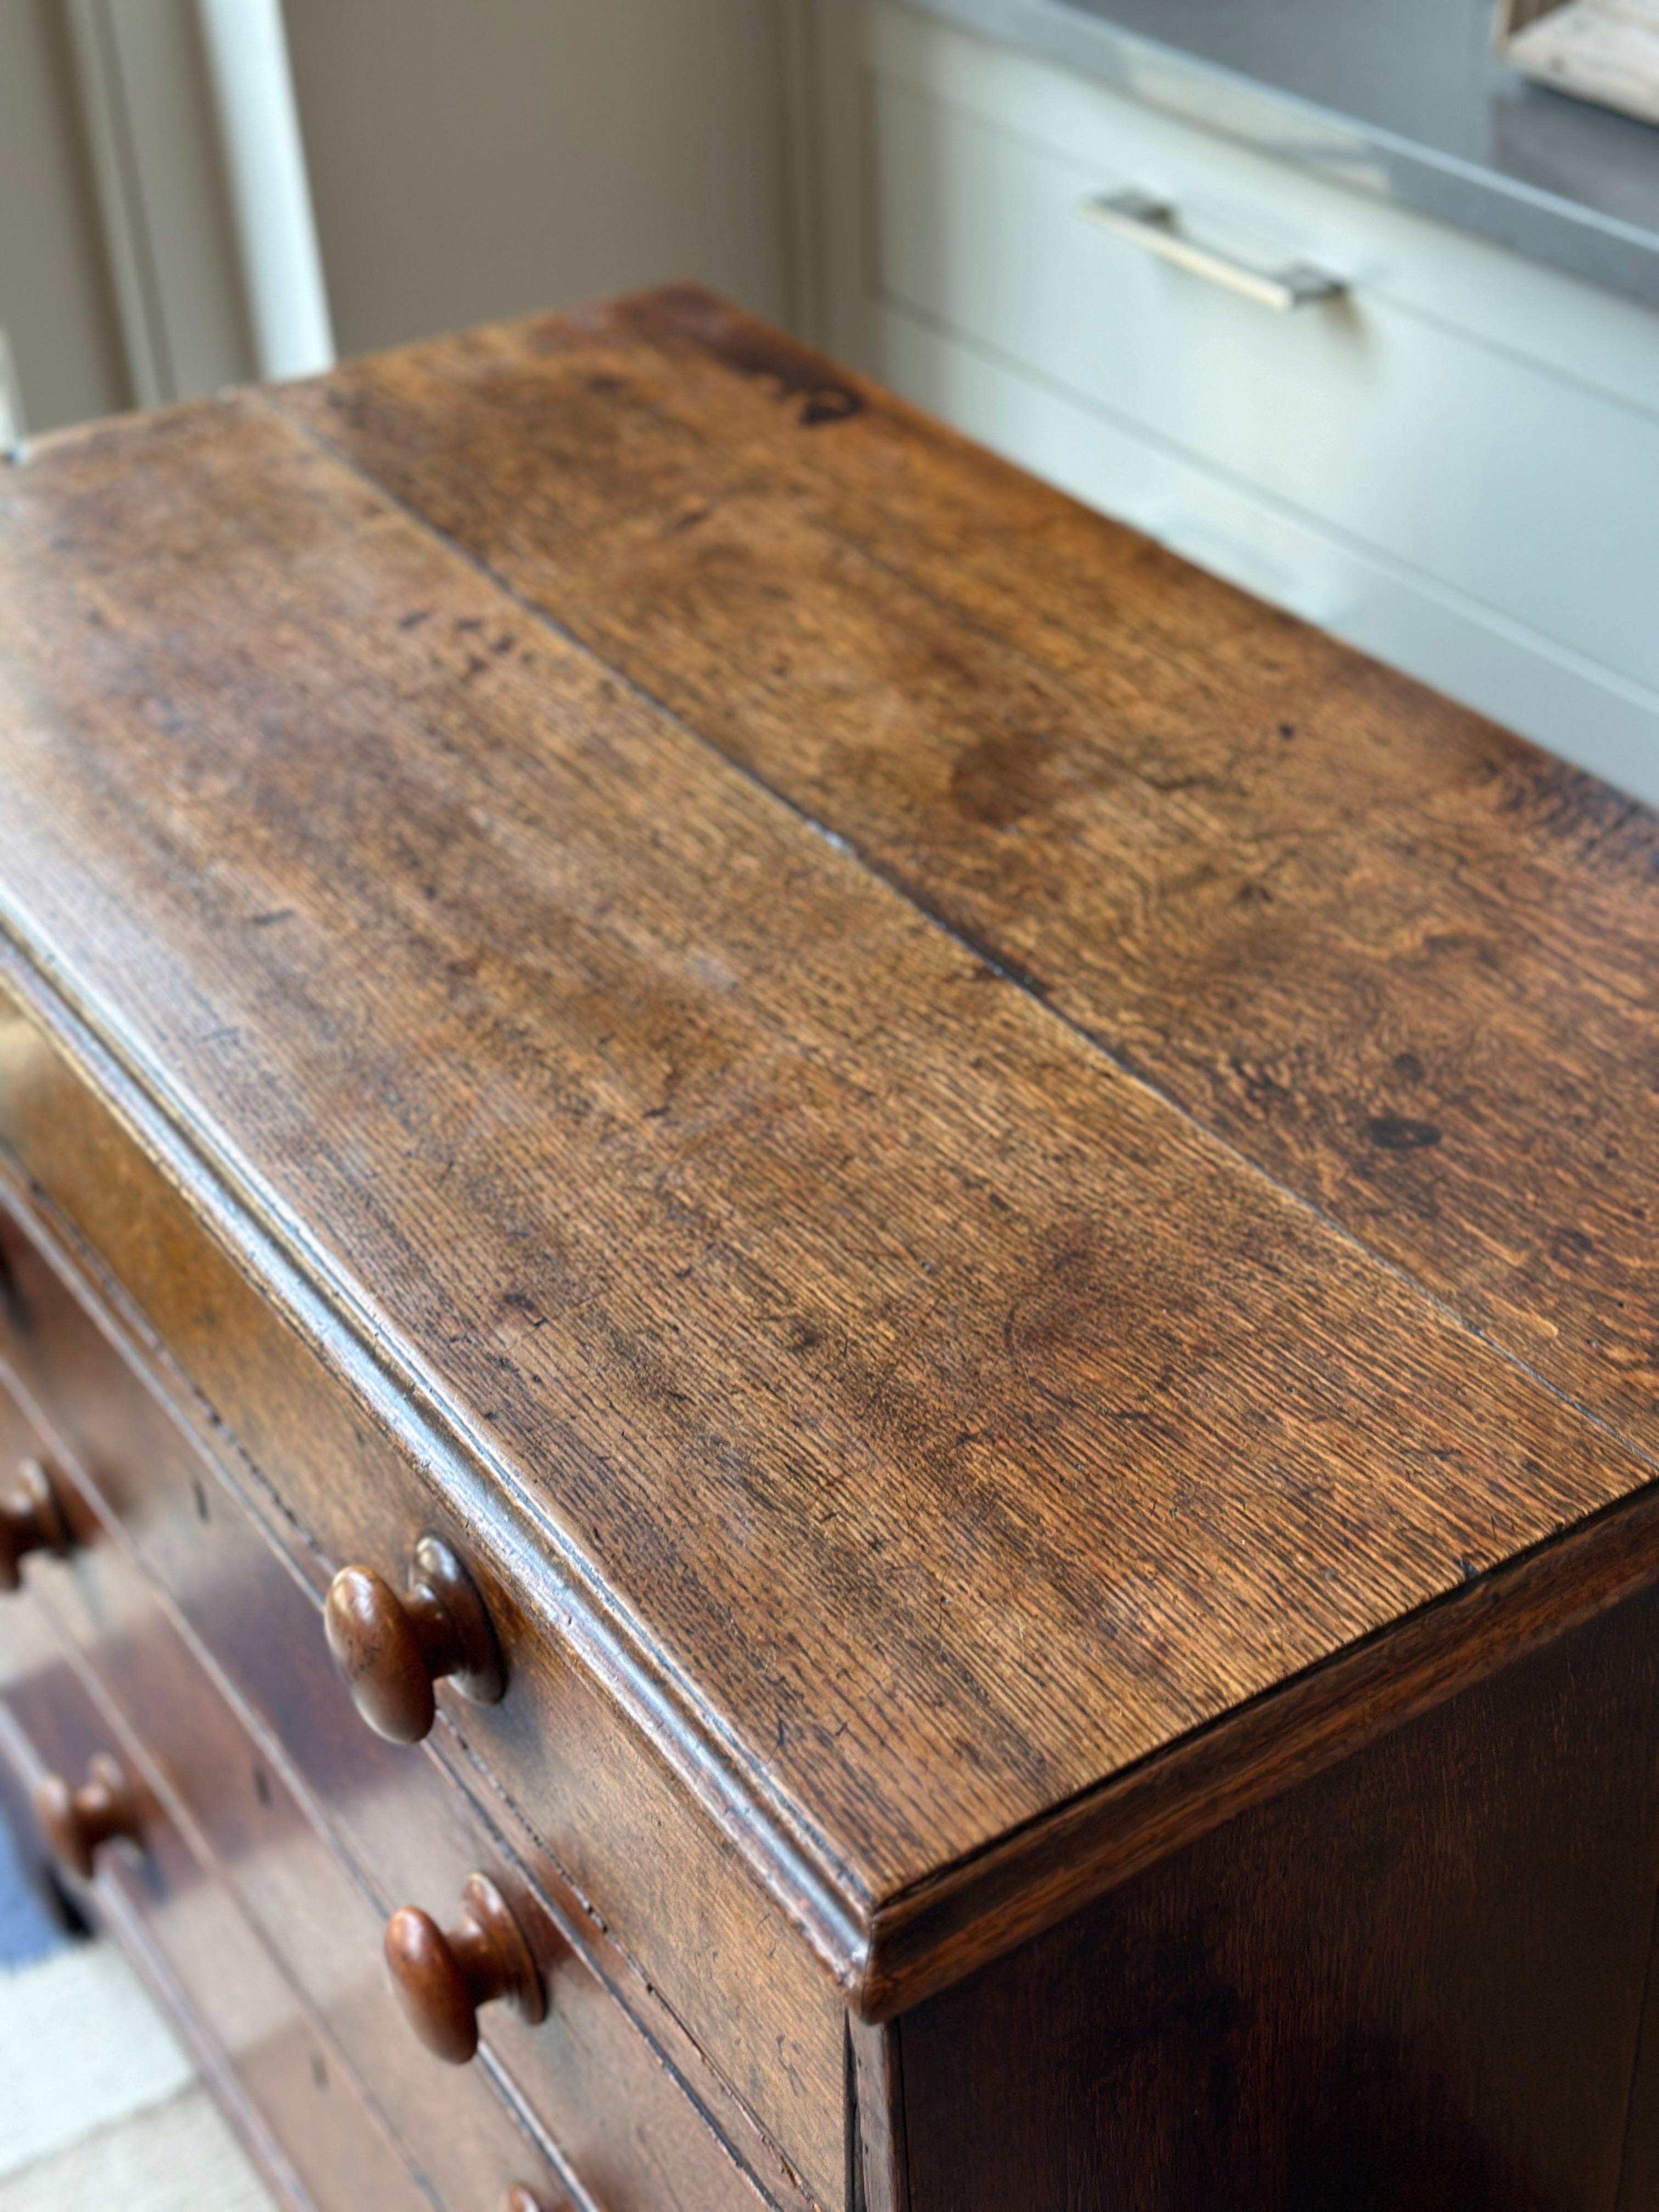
xmin=0 ymin=977 xmax=845 ymax=2212
xmin=0 ymin=1604 xmax=431 ymax=2212
xmin=0 ymin=1377 xmax=585 ymax=2212
xmin=863 ymin=5 xmax=1659 ymax=415
xmin=0 ymin=1218 xmax=798 ymax=2212
xmin=864 ymin=56 xmax=1659 ymax=698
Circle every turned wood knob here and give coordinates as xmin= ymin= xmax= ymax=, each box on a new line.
xmin=324 ymin=1533 xmax=504 ymax=1743
xmin=0 ymin=1458 xmax=71 ymax=1591
xmin=384 ymin=1872 xmax=546 ymax=2064
xmin=502 ymin=2190 xmax=570 ymax=2212
xmin=35 ymin=1751 xmax=142 ymax=1879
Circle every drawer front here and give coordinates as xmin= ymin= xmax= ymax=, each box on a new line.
xmin=0 ymin=1260 xmax=789 ymax=2212
xmin=0 ymin=982 xmax=845 ymax=2211
xmin=864 ymin=5 xmax=1659 ymax=414
xmin=0 ymin=1598 xmax=432 ymax=2212
xmin=0 ymin=1373 xmax=584 ymax=2212
xmin=857 ymin=14 xmax=1659 ymax=700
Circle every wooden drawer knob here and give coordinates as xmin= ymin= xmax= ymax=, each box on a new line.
xmin=0 ymin=1458 xmax=71 ymax=1591
xmin=384 ymin=1872 xmax=545 ymax=2065
xmin=323 ymin=1533 xmax=504 ymax=1743
xmin=35 ymin=1751 xmax=142 ymax=1879
xmin=503 ymin=2191 xmax=569 ymax=2212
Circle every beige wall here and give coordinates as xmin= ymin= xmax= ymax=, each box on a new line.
xmin=0 ymin=0 xmax=796 ymax=434
xmin=283 ymin=0 xmax=797 ymax=360
xmin=0 ymin=0 xmax=129 ymax=431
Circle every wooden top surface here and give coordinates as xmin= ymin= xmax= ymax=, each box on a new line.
xmin=1 ymin=290 xmax=1656 ymax=1992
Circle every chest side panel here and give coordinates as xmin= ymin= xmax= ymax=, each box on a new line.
xmin=896 ymin=1581 xmax=1659 ymax=2211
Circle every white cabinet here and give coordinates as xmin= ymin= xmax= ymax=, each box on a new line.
xmin=808 ymin=4 xmax=1659 ymax=800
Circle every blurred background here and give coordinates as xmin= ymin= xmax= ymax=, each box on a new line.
xmin=0 ymin=0 xmax=803 ymax=433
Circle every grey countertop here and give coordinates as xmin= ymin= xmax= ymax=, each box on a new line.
xmin=905 ymin=0 xmax=1659 ymax=309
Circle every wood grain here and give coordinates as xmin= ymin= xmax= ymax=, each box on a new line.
xmin=274 ymin=288 xmax=1659 ymax=1476
xmin=847 ymin=2017 xmax=907 ymax=2212
xmin=864 ymin=1473 xmax=1659 ymax=2018
xmin=2 ymin=381 xmax=1656 ymax=2032
xmin=898 ymin=1582 xmax=1659 ymax=2210
xmin=1617 ymin=1884 xmax=1659 ymax=2210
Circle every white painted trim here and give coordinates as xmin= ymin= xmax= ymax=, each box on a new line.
xmin=63 ymin=0 xmax=174 ymax=408
xmin=195 ymin=0 xmax=334 ymax=380
xmin=0 ymin=331 xmax=27 ymax=457
xmin=63 ymin=0 xmax=332 ymax=407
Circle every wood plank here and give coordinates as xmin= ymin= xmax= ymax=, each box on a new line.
xmin=1 ymin=382 xmax=1655 ymax=2024
xmin=272 ymin=289 xmax=1659 ymax=1482
xmin=847 ymin=2017 xmax=907 ymax=2212
xmin=865 ymin=1476 xmax=1659 ymax=2016
xmin=1617 ymin=1887 xmax=1659 ymax=2212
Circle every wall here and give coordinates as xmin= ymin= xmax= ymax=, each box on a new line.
xmin=0 ymin=0 xmax=129 ymax=432
xmin=0 ymin=0 xmax=798 ymax=435
xmin=282 ymin=0 xmax=798 ymax=359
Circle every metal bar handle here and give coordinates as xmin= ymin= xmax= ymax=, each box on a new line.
xmin=1082 ymin=189 xmax=1346 ymax=313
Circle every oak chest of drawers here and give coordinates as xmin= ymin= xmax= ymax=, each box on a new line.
xmin=2 ymin=286 xmax=1658 ymax=2212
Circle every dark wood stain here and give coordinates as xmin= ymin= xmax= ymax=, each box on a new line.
xmin=542 ymin=283 xmax=867 ymax=429
xmin=900 ymin=1587 xmax=1659 ymax=2210
xmin=1618 ymin=1887 xmax=1659 ymax=2210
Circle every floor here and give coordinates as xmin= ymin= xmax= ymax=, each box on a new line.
xmin=0 ymin=1803 xmax=278 ymax=2211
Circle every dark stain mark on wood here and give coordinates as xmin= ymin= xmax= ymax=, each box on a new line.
xmin=1367 ymin=1115 xmax=1444 ymax=1153
xmin=949 ymin=728 xmax=1056 ymax=830
xmin=616 ymin=283 xmax=866 ymax=427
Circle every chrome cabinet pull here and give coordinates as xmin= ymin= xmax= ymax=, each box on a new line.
xmin=1082 ymin=190 xmax=1346 ymax=312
